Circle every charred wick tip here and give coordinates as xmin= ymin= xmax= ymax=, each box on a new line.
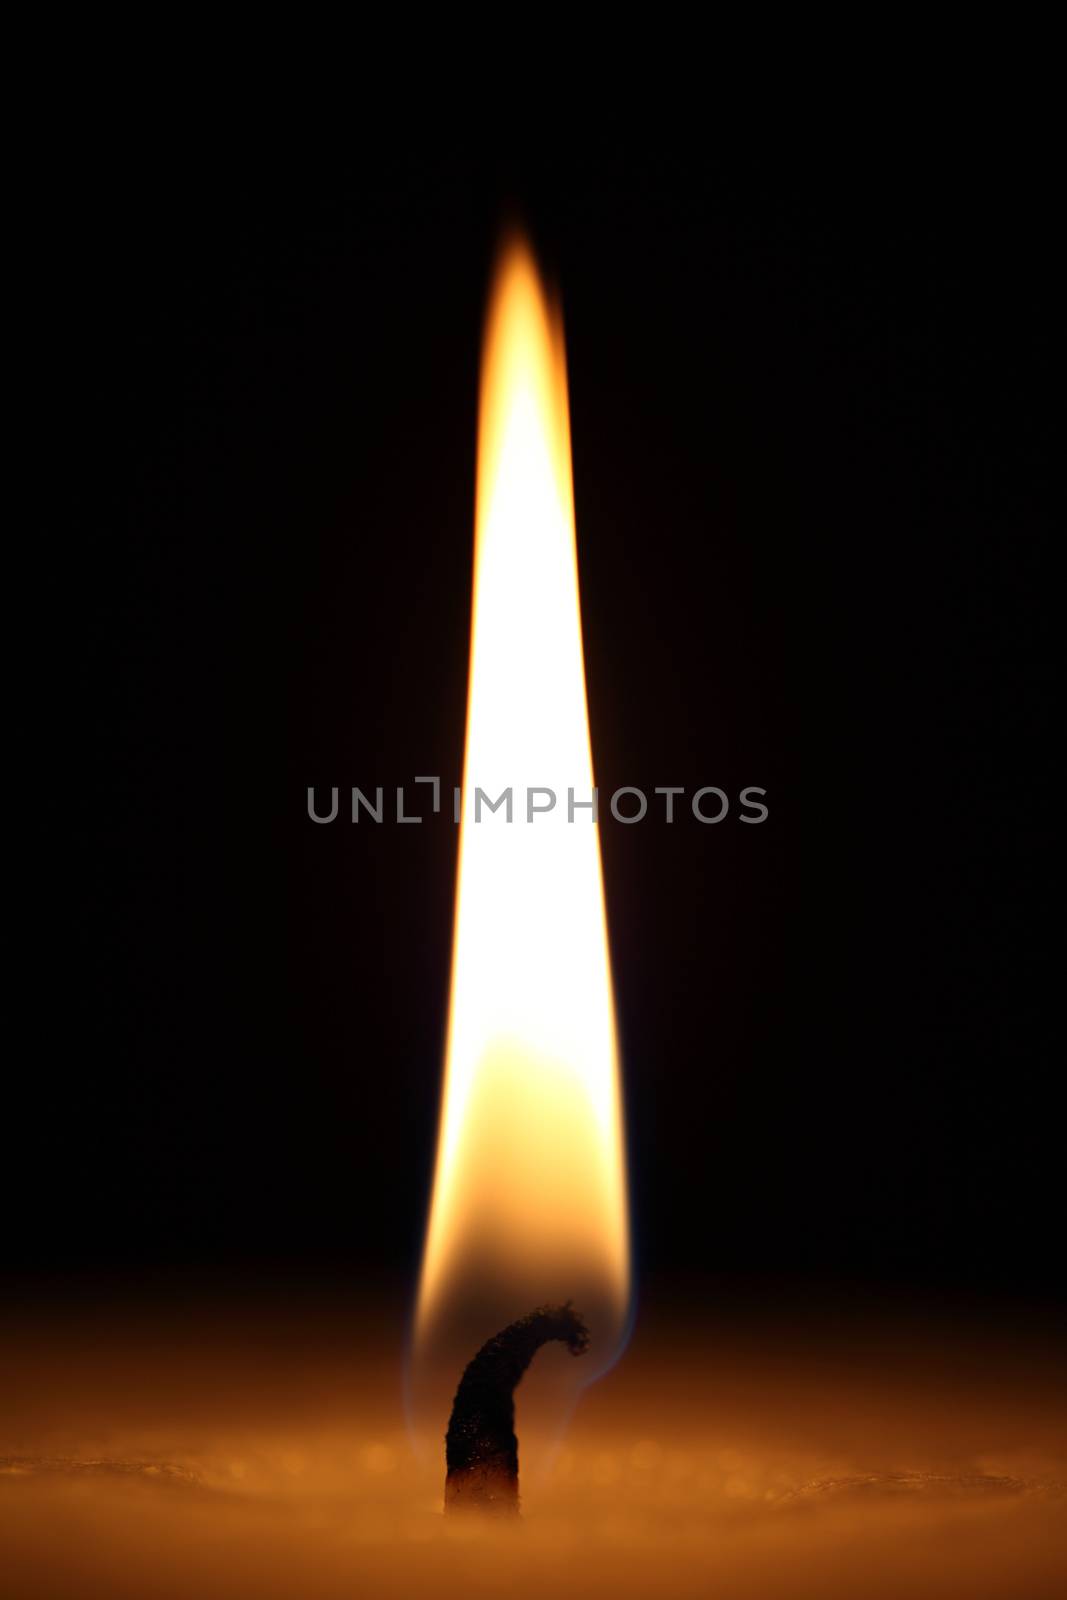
xmin=444 ymin=1302 xmax=590 ymax=1515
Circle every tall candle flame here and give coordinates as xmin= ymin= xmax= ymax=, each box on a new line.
xmin=413 ymin=237 xmax=629 ymax=1451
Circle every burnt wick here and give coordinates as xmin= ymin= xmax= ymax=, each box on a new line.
xmin=444 ymin=1301 xmax=589 ymax=1514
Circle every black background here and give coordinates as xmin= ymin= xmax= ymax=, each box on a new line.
xmin=21 ymin=112 xmax=1058 ymax=1318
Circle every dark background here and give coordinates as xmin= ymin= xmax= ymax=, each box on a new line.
xmin=20 ymin=116 xmax=1058 ymax=1317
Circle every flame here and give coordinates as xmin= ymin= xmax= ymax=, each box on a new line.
xmin=413 ymin=237 xmax=629 ymax=1432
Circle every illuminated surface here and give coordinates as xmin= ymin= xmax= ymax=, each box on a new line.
xmin=3 ymin=1295 xmax=1065 ymax=1599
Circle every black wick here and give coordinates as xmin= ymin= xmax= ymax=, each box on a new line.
xmin=444 ymin=1302 xmax=590 ymax=1514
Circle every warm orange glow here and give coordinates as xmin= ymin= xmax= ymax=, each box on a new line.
xmin=414 ymin=237 xmax=629 ymax=1418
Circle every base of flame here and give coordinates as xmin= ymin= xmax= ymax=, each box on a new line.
xmin=444 ymin=1303 xmax=589 ymax=1515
